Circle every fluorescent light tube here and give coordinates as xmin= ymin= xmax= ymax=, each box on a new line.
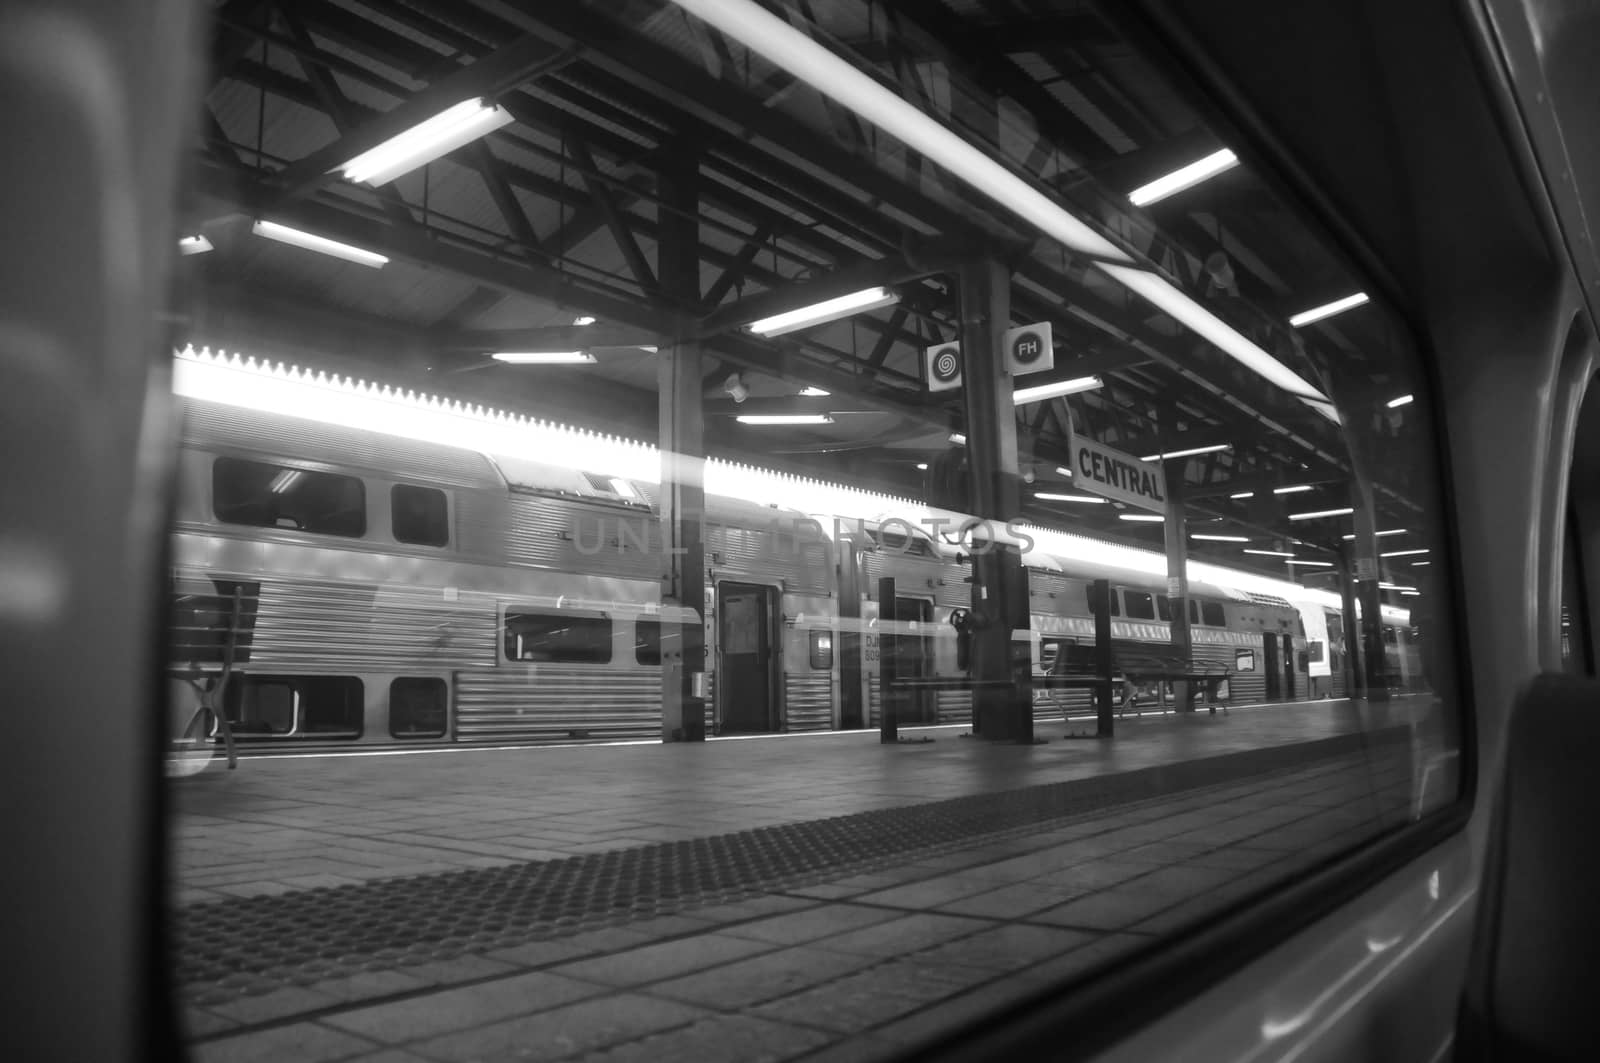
xmin=178 ymin=235 xmax=213 ymax=256
xmin=1289 ymin=292 xmax=1369 ymax=327
xmin=800 ymin=386 xmax=830 ymax=396
xmin=267 ymin=469 xmax=302 ymax=494
xmin=491 ymin=351 xmax=595 ymax=364
xmin=1140 ymin=443 xmax=1231 ymax=462
xmin=1273 ymin=484 xmax=1312 ymax=494
xmin=1378 ymin=583 xmax=1416 ymax=591
xmin=1285 ymin=559 xmax=1334 ymax=567
xmin=1120 ymin=514 xmax=1164 ymax=522
xmin=1244 ymin=549 xmax=1296 ymax=557
xmin=1055 ymin=466 xmax=1073 ymax=477
xmin=666 ymin=0 xmax=1339 ymax=421
xmin=1230 ymin=491 xmax=1255 ymax=499
xmin=1342 ymin=529 xmax=1407 ymax=540
xmin=1288 ymin=507 xmax=1355 ymax=521
xmin=747 ymin=287 xmax=898 ymax=336
xmin=949 ymin=433 xmax=966 ymax=445
xmin=1412 ymin=561 xmax=1430 ymax=567
xmin=915 ymin=463 xmax=928 ymax=470
xmin=1012 ymin=375 xmax=1102 ymax=405
xmin=1387 ymin=394 xmax=1414 ymax=408
xmin=1192 ymin=534 xmax=1249 ymax=542
xmin=252 ymin=220 xmax=388 ymax=268
xmin=1401 ymin=590 xmax=1420 ymax=596
xmin=341 ymin=98 xmax=515 ymax=185
xmin=1036 ymin=493 xmax=1106 ymax=503
xmin=1128 ymin=149 xmax=1239 ymax=206
xmin=573 ymin=315 xmax=596 ymax=326
xmin=736 ymin=413 xmax=835 ymax=425
xmin=1380 ymin=548 xmax=1429 ymax=558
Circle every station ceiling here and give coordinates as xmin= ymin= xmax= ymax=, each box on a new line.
xmin=177 ymin=0 xmax=1432 ymax=587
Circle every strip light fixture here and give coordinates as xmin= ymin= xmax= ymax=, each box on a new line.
xmin=1381 ymin=548 xmax=1430 ymax=558
xmin=949 ymin=433 xmax=966 ymax=445
xmin=341 ymin=98 xmax=515 ymax=186
xmin=1387 ymin=394 xmax=1414 ymax=408
xmin=1013 ymin=375 xmax=1102 ymax=405
xmin=747 ymin=287 xmax=898 ymax=336
xmin=252 ymin=220 xmax=388 ymax=268
xmin=800 ymin=386 xmax=830 ymax=396
xmin=1231 ymin=491 xmax=1255 ymax=499
xmin=1192 ymin=534 xmax=1249 ymax=542
xmin=736 ymin=413 xmax=834 ymax=425
xmin=1285 ymin=559 xmax=1334 ymax=567
xmin=178 ymin=235 xmax=213 ymax=256
xmin=667 ymin=0 xmax=1337 ymax=424
xmin=1273 ymin=484 xmax=1313 ymax=494
xmin=1120 ymin=514 xmax=1165 ymax=522
xmin=1244 ymin=549 xmax=1296 ymax=557
xmin=1055 ymin=466 xmax=1073 ymax=477
xmin=1128 ymin=149 xmax=1240 ymax=207
xmin=1036 ymin=493 xmax=1106 ymax=503
xmin=1289 ymin=292 xmax=1369 ymax=328
xmin=1289 ymin=507 xmax=1355 ymax=521
xmin=491 ymin=351 xmax=595 ymax=365
xmin=1343 ymin=529 xmax=1408 ymax=540
xmin=1139 ymin=443 xmax=1231 ymax=462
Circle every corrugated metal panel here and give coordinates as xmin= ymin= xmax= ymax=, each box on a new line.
xmin=708 ymin=523 xmax=831 ymax=595
xmin=936 ymin=690 xmax=972 ymax=725
xmin=239 ymin=578 xmax=496 ymax=670
xmin=180 ymin=398 xmax=500 ymax=488
xmin=454 ymin=669 xmax=660 ymax=742
xmin=783 ymin=672 xmax=832 ymax=731
xmin=862 ymin=552 xmax=966 ymax=608
xmin=455 ymin=493 xmax=663 ymax=580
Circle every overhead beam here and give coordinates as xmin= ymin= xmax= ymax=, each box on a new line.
xmin=568 ymin=137 xmax=659 ymax=295
xmin=702 ymin=220 xmax=776 ymax=310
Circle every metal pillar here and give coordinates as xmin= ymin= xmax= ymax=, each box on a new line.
xmin=1336 ymin=546 xmax=1365 ymax=698
xmin=1092 ymin=578 xmax=1115 ymax=737
xmin=658 ymin=148 xmax=706 ymax=742
xmin=879 ymin=576 xmax=898 ymax=743
xmin=1163 ymin=460 xmax=1193 ymax=710
xmin=959 ymin=258 xmax=1030 ymax=741
xmin=1348 ymin=477 xmax=1390 ymax=702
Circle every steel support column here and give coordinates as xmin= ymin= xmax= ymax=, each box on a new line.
xmin=1348 ymin=476 xmax=1390 ymax=702
xmin=658 ymin=148 xmax=706 ymax=742
xmin=1163 ymin=463 xmax=1193 ymax=709
xmin=959 ymin=259 xmax=1030 ymax=742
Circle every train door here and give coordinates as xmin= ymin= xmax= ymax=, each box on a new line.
xmin=894 ymin=596 xmax=935 ymax=723
xmin=716 ymin=582 xmax=778 ymax=733
xmin=1262 ymin=634 xmax=1282 ymax=700
xmin=1280 ymin=633 xmax=1296 ymax=700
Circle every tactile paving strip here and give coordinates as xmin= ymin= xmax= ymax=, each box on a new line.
xmin=172 ymin=730 xmax=1407 ymax=1004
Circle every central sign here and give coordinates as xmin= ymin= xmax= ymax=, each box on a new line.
xmin=1068 ymin=428 xmax=1168 ymax=514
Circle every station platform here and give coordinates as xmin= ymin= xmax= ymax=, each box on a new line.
xmin=170 ymin=696 xmax=1444 ymax=1063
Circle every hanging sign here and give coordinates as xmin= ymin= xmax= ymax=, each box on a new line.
xmin=1067 ymin=427 xmax=1168 ymax=514
xmin=923 ymin=323 xmax=1055 ymax=392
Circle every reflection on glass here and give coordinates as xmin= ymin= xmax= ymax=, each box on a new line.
xmin=165 ymin=2 xmax=1462 ymax=1061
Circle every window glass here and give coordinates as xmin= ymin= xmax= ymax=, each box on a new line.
xmin=1124 ymin=591 xmax=1156 ymax=620
xmin=212 ymin=457 xmax=365 ymax=537
xmin=1201 ymin=602 xmax=1226 ymax=627
xmin=224 ymin=675 xmax=363 ymax=738
xmin=505 ymin=612 xmax=613 ymax=664
xmin=390 ymin=677 xmax=447 ymax=738
xmin=392 ymin=484 xmax=448 ymax=547
xmin=636 ymin=619 xmax=662 ymax=666
xmin=1157 ymin=596 xmax=1172 ymax=622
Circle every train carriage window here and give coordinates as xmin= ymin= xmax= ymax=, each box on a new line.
xmin=1157 ymin=596 xmax=1173 ymax=622
xmin=224 ymin=675 xmax=363 ymax=738
xmin=636 ymin=618 xmax=662 ymax=665
xmin=1124 ymin=591 xmax=1156 ymax=620
xmin=389 ymin=677 xmax=447 ymax=738
xmin=1087 ymin=584 xmax=1121 ymax=617
xmin=212 ymin=457 xmax=366 ymax=537
xmin=391 ymin=484 xmax=448 ymax=547
xmin=1201 ymin=602 xmax=1226 ymax=627
xmin=1189 ymin=600 xmax=1200 ymax=625
xmin=505 ymin=611 xmax=613 ymax=663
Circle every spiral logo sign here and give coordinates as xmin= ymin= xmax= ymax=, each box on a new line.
xmin=926 ymin=342 xmax=962 ymax=392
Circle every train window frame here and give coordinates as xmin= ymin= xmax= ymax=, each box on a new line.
xmin=223 ymin=674 xmax=365 ymax=739
xmin=388 ymin=677 xmax=447 ymax=739
xmin=391 ymin=483 xmax=449 ymax=548
xmin=504 ymin=610 xmax=614 ymax=664
xmin=211 ymin=456 xmax=367 ymax=538
xmin=809 ymin=628 xmax=834 ymax=669
xmin=1124 ymin=591 xmax=1156 ymax=620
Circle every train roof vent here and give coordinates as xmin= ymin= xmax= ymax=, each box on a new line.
xmin=1243 ymin=591 xmax=1294 ymax=609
